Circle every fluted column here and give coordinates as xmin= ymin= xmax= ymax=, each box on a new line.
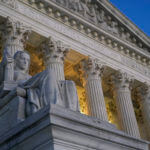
xmin=138 ymin=84 xmax=150 ymax=140
xmin=0 ymin=17 xmax=30 ymax=81
xmin=41 ymin=37 xmax=69 ymax=81
xmin=81 ymin=57 xmax=108 ymax=121
xmin=112 ymin=71 xmax=140 ymax=138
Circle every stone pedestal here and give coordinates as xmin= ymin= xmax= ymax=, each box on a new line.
xmin=0 ymin=104 xmax=149 ymax=150
xmin=113 ymin=71 xmax=140 ymax=138
xmin=81 ymin=58 xmax=108 ymax=121
xmin=0 ymin=96 xmax=25 ymax=136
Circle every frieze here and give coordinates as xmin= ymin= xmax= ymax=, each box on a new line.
xmin=121 ymin=57 xmax=150 ymax=77
xmin=50 ymin=0 xmax=149 ymax=51
xmin=17 ymin=0 xmax=150 ymax=66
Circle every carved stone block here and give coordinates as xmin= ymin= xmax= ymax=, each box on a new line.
xmin=0 ymin=96 xmax=25 ymax=136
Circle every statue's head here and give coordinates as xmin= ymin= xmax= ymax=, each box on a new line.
xmin=14 ymin=51 xmax=30 ymax=73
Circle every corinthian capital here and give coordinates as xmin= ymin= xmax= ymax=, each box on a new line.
xmin=81 ymin=57 xmax=105 ymax=80
xmin=41 ymin=37 xmax=69 ymax=64
xmin=112 ymin=70 xmax=133 ymax=90
xmin=0 ymin=17 xmax=31 ymax=51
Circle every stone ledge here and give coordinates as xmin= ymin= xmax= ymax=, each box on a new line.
xmin=0 ymin=104 xmax=149 ymax=150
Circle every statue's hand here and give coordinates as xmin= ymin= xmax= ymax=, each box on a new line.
xmin=15 ymin=87 xmax=26 ymax=97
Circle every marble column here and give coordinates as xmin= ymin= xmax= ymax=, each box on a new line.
xmin=81 ymin=57 xmax=108 ymax=121
xmin=112 ymin=71 xmax=140 ymax=138
xmin=41 ymin=37 xmax=69 ymax=81
xmin=138 ymin=84 xmax=150 ymax=140
xmin=1 ymin=17 xmax=30 ymax=81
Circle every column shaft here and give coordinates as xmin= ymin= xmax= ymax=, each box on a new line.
xmin=46 ymin=61 xmax=65 ymax=81
xmin=116 ymin=89 xmax=140 ymax=138
xmin=85 ymin=79 xmax=108 ymax=120
xmin=141 ymin=100 xmax=150 ymax=139
xmin=81 ymin=58 xmax=108 ymax=121
xmin=113 ymin=71 xmax=140 ymax=138
xmin=139 ymin=85 xmax=150 ymax=139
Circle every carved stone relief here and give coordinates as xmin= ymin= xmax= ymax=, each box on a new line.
xmin=0 ymin=0 xmax=18 ymax=9
xmin=68 ymin=0 xmax=81 ymax=13
xmin=107 ymin=21 xmax=119 ymax=36
xmin=51 ymin=0 xmax=148 ymax=50
xmin=0 ymin=17 xmax=30 ymax=54
xmin=95 ymin=9 xmax=108 ymax=30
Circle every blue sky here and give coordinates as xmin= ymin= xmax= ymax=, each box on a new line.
xmin=109 ymin=0 xmax=150 ymax=37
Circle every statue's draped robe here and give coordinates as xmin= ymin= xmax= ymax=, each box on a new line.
xmin=20 ymin=69 xmax=62 ymax=116
xmin=0 ymin=50 xmax=80 ymax=116
xmin=19 ymin=69 xmax=79 ymax=116
xmin=58 ymin=80 xmax=80 ymax=111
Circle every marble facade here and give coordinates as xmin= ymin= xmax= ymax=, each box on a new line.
xmin=0 ymin=0 xmax=150 ymax=149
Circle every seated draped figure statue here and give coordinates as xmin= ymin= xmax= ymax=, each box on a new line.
xmin=0 ymin=51 xmax=64 ymax=116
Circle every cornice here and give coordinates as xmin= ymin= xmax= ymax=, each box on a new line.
xmin=99 ymin=0 xmax=150 ymax=47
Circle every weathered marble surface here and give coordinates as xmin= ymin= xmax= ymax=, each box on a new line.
xmin=0 ymin=104 xmax=149 ymax=150
xmin=81 ymin=57 xmax=108 ymax=121
xmin=112 ymin=71 xmax=140 ymax=138
xmin=0 ymin=2 xmax=150 ymax=149
xmin=0 ymin=96 xmax=25 ymax=136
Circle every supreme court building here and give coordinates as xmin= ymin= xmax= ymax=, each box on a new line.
xmin=0 ymin=0 xmax=150 ymax=150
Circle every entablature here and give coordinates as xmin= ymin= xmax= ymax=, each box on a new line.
xmin=17 ymin=0 xmax=150 ymax=53
xmin=14 ymin=0 xmax=150 ymax=66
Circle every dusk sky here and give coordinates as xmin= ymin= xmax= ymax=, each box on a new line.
xmin=109 ymin=0 xmax=150 ymax=37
